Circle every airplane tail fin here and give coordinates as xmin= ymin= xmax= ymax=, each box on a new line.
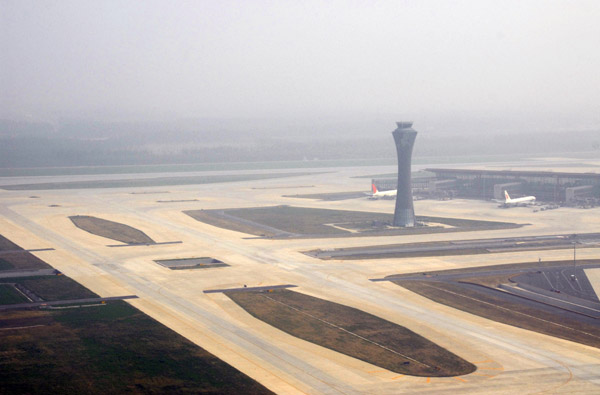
xmin=504 ymin=190 xmax=511 ymax=202
xmin=372 ymin=183 xmax=378 ymax=194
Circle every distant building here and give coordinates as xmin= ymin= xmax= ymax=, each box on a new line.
xmin=426 ymin=168 xmax=600 ymax=203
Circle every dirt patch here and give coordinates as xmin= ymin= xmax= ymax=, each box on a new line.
xmin=70 ymin=215 xmax=155 ymax=245
xmin=226 ymin=289 xmax=475 ymax=377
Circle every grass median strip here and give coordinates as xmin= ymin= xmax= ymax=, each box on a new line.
xmin=226 ymin=289 xmax=475 ymax=377
xmin=396 ymin=280 xmax=600 ymax=348
xmin=186 ymin=205 xmax=520 ymax=239
xmin=70 ymin=215 xmax=155 ymax=245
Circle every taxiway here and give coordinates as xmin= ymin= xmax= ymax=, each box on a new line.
xmin=1 ymin=163 xmax=600 ymax=393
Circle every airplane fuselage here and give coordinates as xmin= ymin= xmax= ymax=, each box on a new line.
xmin=503 ymin=190 xmax=536 ymax=206
xmin=369 ymin=183 xmax=397 ymax=199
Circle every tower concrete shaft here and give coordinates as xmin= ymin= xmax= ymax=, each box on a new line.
xmin=392 ymin=122 xmax=418 ymax=227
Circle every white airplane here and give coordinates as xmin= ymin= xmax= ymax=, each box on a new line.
xmin=503 ymin=190 xmax=536 ymax=206
xmin=369 ymin=183 xmax=397 ymax=199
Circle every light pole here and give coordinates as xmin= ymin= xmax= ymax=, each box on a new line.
xmin=572 ymin=234 xmax=578 ymax=267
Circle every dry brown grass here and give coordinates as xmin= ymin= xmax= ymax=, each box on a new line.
xmin=70 ymin=216 xmax=154 ymax=244
xmin=0 ymin=303 xmax=272 ymax=394
xmin=0 ymin=233 xmax=271 ymax=394
xmin=397 ymin=281 xmax=600 ymax=349
xmin=186 ymin=206 xmax=520 ymax=239
xmin=184 ymin=210 xmax=277 ymax=237
xmin=388 ymin=259 xmax=600 ymax=279
xmin=0 ymin=235 xmax=51 ymax=271
xmin=227 ymin=289 xmax=475 ymax=377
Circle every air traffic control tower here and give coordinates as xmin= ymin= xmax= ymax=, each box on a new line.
xmin=392 ymin=122 xmax=418 ymax=227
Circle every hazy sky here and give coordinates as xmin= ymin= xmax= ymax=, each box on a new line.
xmin=2 ymin=1 xmax=599 ymax=132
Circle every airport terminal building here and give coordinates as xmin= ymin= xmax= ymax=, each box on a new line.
xmin=374 ymin=168 xmax=600 ymax=205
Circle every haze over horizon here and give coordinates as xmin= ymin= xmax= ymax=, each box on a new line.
xmin=2 ymin=1 xmax=600 ymax=136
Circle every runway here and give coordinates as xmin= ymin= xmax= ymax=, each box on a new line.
xmin=1 ymin=164 xmax=600 ymax=393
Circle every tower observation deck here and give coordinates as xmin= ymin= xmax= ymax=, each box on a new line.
xmin=392 ymin=122 xmax=418 ymax=227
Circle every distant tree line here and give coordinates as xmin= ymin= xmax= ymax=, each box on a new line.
xmin=1 ymin=118 xmax=598 ymax=168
